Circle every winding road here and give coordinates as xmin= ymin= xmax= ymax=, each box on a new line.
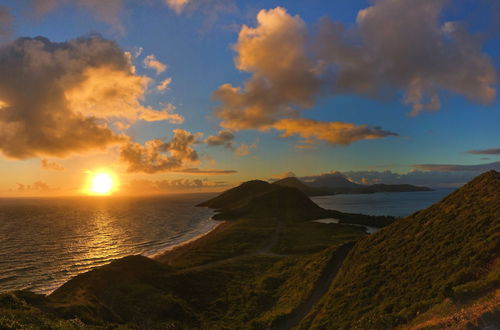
xmin=176 ymin=217 xmax=356 ymax=329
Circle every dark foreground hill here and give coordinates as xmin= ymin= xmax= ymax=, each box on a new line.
xmin=301 ymin=170 xmax=500 ymax=329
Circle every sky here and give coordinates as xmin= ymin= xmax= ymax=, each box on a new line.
xmin=0 ymin=0 xmax=498 ymax=196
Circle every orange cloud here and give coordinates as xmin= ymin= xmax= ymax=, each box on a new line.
xmin=213 ymin=7 xmax=319 ymax=130
xmin=120 ymin=129 xmax=202 ymax=174
xmin=205 ymin=130 xmax=235 ymax=149
xmin=172 ymin=168 xmax=237 ymax=175
xmin=143 ymin=54 xmax=167 ymax=74
xmin=213 ymin=3 xmax=496 ymax=141
xmin=125 ymin=178 xmax=228 ymax=194
xmin=157 ymin=78 xmax=172 ymax=91
xmin=15 ymin=181 xmax=57 ymax=193
xmin=234 ymin=140 xmax=258 ymax=157
xmin=164 ymin=0 xmax=190 ymax=14
xmin=0 ymin=35 xmax=181 ymax=159
xmin=274 ymin=119 xmax=398 ymax=145
xmin=40 ymin=159 xmax=65 ymax=171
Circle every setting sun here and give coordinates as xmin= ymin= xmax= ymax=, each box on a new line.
xmin=86 ymin=171 xmax=118 ymax=195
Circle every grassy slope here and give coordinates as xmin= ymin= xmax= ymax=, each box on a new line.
xmin=302 ymin=170 xmax=500 ymax=329
xmin=0 ymin=186 xmax=365 ymax=329
xmin=2 ymin=172 xmax=496 ymax=328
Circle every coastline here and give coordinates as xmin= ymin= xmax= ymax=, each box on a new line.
xmin=151 ymin=218 xmax=227 ymax=261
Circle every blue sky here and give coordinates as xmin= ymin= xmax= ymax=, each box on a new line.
xmin=0 ymin=0 xmax=498 ymax=195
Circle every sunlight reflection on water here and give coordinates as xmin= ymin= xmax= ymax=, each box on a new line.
xmin=0 ymin=194 xmax=217 ymax=294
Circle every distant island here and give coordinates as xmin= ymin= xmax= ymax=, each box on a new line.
xmin=0 ymin=171 xmax=498 ymax=329
xmin=273 ymin=175 xmax=432 ymax=196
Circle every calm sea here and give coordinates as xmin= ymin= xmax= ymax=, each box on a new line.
xmin=0 ymin=194 xmax=217 ymax=294
xmin=0 ymin=189 xmax=453 ymax=294
xmin=311 ymin=189 xmax=455 ymax=217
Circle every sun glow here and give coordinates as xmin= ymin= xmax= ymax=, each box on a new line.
xmin=86 ymin=171 xmax=118 ymax=195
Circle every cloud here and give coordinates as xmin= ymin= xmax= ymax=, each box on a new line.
xmin=205 ymin=130 xmax=235 ymax=149
xmin=204 ymin=130 xmax=257 ymax=156
xmin=213 ymin=3 xmax=496 ymax=141
xmin=172 ymin=168 xmax=237 ymax=175
xmin=40 ymin=159 xmax=64 ymax=171
xmin=157 ymin=77 xmax=172 ymax=91
xmin=212 ymin=7 xmax=396 ymax=145
xmin=465 ymin=148 xmax=500 ymax=155
xmin=213 ymin=7 xmax=320 ymax=131
xmin=143 ymin=54 xmax=167 ymax=74
xmin=125 ymin=178 xmax=228 ymax=193
xmin=316 ymin=0 xmax=496 ymax=116
xmin=164 ymin=0 xmax=190 ymax=14
xmin=0 ymin=6 xmax=13 ymax=41
xmin=29 ymin=0 xmax=125 ymax=34
xmin=274 ymin=119 xmax=398 ymax=145
xmin=163 ymin=0 xmax=236 ymax=19
xmin=234 ymin=140 xmax=258 ymax=157
xmin=413 ymin=161 xmax=500 ymax=172
xmin=120 ymin=129 xmax=202 ymax=174
xmin=15 ymin=180 xmax=56 ymax=193
xmin=0 ymin=35 xmax=181 ymax=159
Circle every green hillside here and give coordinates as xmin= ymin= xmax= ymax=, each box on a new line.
xmin=302 ymin=170 xmax=500 ymax=329
xmin=0 ymin=172 xmax=497 ymax=329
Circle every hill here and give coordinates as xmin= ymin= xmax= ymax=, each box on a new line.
xmin=301 ymin=170 xmax=500 ymax=329
xmin=307 ymin=172 xmax=360 ymax=189
xmin=363 ymin=183 xmax=432 ymax=193
xmin=212 ymin=186 xmax=332 ymax=221
xmin=197 ymin=179 xmax=276 ymax=209
xmin=1 ymin=172 xmax=495 ymax=329
xmin=276 ymin=174 xmax=432 ymax=195
xmin=199 ymin=179 xmax=394 ymax=226
xmin=272 ymin=177 xmax=331 ymax=196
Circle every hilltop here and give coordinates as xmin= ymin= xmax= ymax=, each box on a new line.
xmin=272 ymin=177 xmax=332 ymax=196
xmin=302 ymin=170 xmax=500 ymax=328
xmin=199 ymin=179 xmax=394 ymax=226
xmin=0 ymin=171 xmax=497 ymax=329
xmin=273 ymin=174 xmax=431 ymax=196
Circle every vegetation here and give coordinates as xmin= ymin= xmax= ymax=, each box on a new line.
xmin=0 ymin=182 xmax=365 ymax=328
xmin=1 ymin=171 xmax=497 ymax=329
xmin=302 ymin=170 xmax=500 ymax=329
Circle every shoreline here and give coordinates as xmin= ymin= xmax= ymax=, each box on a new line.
xmin=151 ymin=218 xmax=226 ymax=261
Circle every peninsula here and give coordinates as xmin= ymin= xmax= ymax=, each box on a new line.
xmin=0 ymin=171 xmax=498 ymax=329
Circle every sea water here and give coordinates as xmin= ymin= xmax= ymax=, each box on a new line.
xmin=0 ymin=194 xmax=217 ymax=294
xmin=311 ymin=189 xmax=455 ymax=217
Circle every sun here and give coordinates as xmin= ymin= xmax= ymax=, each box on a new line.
xmin=86 ymin=171 xmax=118 ymax=195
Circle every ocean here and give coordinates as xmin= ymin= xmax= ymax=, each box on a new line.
xmin=0 ymin=189 xmax=454 ymax=294
xmin=0 ymin=194 xmax=218 ymax=294
xmin=311 ymin=189 xmax=455 ymax=217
